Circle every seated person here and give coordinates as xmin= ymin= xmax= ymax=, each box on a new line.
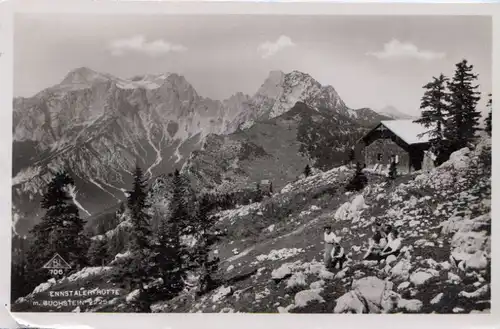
xmin=382 ymin=224 xmax=393 ymax=237
xmin=330 ymin=242 xmax=347 ymax=270
xmin=362 ymin=224 xmax=386 ymax=260
xmin=379 ymin=230 xmax=403 ymax=259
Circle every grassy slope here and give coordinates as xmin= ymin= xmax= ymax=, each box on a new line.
xmin=155 ymin=144 xmax=491 ymax=314
xmin=13 ymin=142 xmax=491 ymax=314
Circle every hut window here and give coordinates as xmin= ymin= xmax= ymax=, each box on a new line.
xmin=377 ymin=153 xmax=382 ymax=161
xmin=395 ymin=155 xmax=399 ymax=163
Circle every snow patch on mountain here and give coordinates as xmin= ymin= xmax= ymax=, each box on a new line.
xmin=89 ymin=178 xmax=121 ymax=202
xmin=378 ymin=106 xmax=414 ymax=120
xmin=65 ymin=184 xmax=91 ymax=216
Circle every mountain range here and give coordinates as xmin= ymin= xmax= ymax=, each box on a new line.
xmin=12 ymin=67 xmax=389 ymax=235
xmin=377 ymin=105 xmax=415 ymax=120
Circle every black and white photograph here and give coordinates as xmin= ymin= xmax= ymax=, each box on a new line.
xmin=10 ymin=11 xmax=492 ymax=314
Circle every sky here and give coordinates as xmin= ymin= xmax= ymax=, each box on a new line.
xmin=14 ymin=14 xmax=492 ymax=116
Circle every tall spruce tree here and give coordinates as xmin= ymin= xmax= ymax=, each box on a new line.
xmin=192 ymin=194 xmax=220 ymax=295
xmin=111 ymin=165 xmax=155 ymax=312
xmin=446 ymin=59 xmax=482 ymax=149
xmin=254 ymin=182 xmax=263 ymax=202
xmin=485 ymin=93 xmax=492 ymax=136
xmin=87 ymin=238 xmax=108 ymax=266
xmin=128 ymin=165 xmax=151 ymax=253
xmin=304 ymin=164 xmax=312 ymax=177
xmin=154 ymin=169 xmax=189 ymax=300
xmin=414 ymin=74 xmax=449 ymax=150
xmin=26 ymin=171 xmax=89 ymax=289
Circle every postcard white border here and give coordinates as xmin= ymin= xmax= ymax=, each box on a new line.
xmin=0 ymin=0 xmax=498 ymax=328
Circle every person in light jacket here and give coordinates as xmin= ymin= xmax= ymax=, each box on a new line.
xmin=324 ymin=225 xmax=340 ymax=267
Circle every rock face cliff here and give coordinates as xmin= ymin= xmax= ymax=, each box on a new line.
xmin=12 ymin=67 xmax=387 ymax=234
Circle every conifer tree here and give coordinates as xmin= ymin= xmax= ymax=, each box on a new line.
xmin=347 ymin=148 xmax=355 ymax=165
xmin=485 ymin=93 xmax=492 ymax=136
xmin=128 ymin=165 xmax=151 ymax=253
xmin=388 ymin=160 xmax=397 ymax=180
xmin=154 ymin=169 xmax=189 ymax=300
xmin=111 ymin=165 xmax=155 ymax=312
xmin=192 ymin=194 xmax=220 ymax=295
xmin=446 ymin=59 xmax=482 ymax=149
xmin=304 ymin=164 xmax=312 ymax=177
xmin=414 ymin=74 xmax=449 ymax=153
xmin=87 ymin=238 xmax=108 ymax=266
xmin=26 ymin=171 xmax=89 ymax=289
xmin=346 ymin=162 xmax=368 ymax=192
xmin=254 ymin=182 xmax=263 ymax=202
xmin=106 ymin=228 xmax=126 ymax=262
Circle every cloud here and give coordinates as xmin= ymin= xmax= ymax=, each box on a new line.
xmin=257 ymin=35 xmax=295 ymax=59
xmin=109 ymin=35 xmax=187 ymax=57
xmin=367 ymin=39 xmax=445 ymax=60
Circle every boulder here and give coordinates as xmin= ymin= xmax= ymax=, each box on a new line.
xmin=465 ymin=251 xmax=488 ymax=271
xmin=334 ymin=277 xmax=400 ymax=314
xmin=353 ymin=277 xmax=398 ymax=313
xmin=430 ymin=292 xmax=444 ymax=305
xmin=286 ymin=272 xmax=307 ymax=289
xmin=334 ymin=291 xmax=366 ymax=314
xmin=441 ymin=214 xmax=490 ymax=235
xmin=458 ymin=284 xmax=489 ymax=299
xmin=318 ymin=269 xmax=335 ymax=280
xmin=278 ymin=304 xmax=295 ymax=313
xmin=447 ymin=272 xmax=462 ymax=284
xmin=410 ymin=269 xmax=439 ymax=286
xmin=272 ymin=263 xmax=293 ymax=280
xmin=334 ymin=202 xmax=351 ymax=221
xmin=440 ymin=147 xmax=470 ymax=170
xmin=362 ymin=260 xmax=378 ymax=267
xmin=439 ymin=261 xmax=451 ymax=271
xmin=422 ymin=258 xmax=439 ymax=269
xmin=126 ymin=289 xmax=140 ymax=303
xmin=391 ymin=259 xmax=413 ymax=281
xmin=386 ymin=255 xmax=398 ymax=266
xmin=397 ymin=298 xmax=423 ymax=312
xmin=212 ymin=286 xmax=233 ymax=303
xmin=397 ymin=282 xmax=410 ymax=291
xmin=294 ymin=289 xmax=325 ymax=308
xmin=334 ymin=268 xmax=348 ymax=280
xmin=309 ymin=280 xmax=325 ymax=290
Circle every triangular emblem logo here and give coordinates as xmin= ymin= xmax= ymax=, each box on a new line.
xmin=42 ymin=253 xmax=71 ymax=269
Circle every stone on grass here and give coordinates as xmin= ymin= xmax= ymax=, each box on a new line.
xmin=397 ymin=282 xmax=410 ymax=291
xmin=458 ymin=284 xmax=489 ymax=299
xmin=318 ymin=269 xmax=335 ymax=280
xmin=272 ymin=263 xmax=293 ymax=280
xmin=397 ymin=298 xmax=423 ymax=312
xmin=439 ymin=261 xmax=451 ymax=270
xmin=334 ymin=268 xmax=348 ymax=280
xmin=391 ymin=259 xmax=412 ymax=281
xmin=448 ymin=272 xmax=462 ymax=284
xmin=286 ymin=272 xmax=307 ymax=289
xmin=212 ymin=286 xmax=233 ymax=303
xmin=294 ymin=289 xmax=325 ymax=308
xmin=410 ymin=269 xmax=439 ymax=286
xmin=309 ymin=280 xmax=325 ymax=290
xmin=465 ymin=251 xmax=488 ymax=271
xmin=386 ymin=255 xmax=397 ymax=266
xmin=278 ymin=304 xmax=295 ymax=313
xmin=334 ymin=291 xmax=366 ymax=314
xmin=430 ymin=293 xmax=444 ymax=305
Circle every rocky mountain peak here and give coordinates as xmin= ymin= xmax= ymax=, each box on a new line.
xmin=60 ymin=67 xmax=113 ymax=86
